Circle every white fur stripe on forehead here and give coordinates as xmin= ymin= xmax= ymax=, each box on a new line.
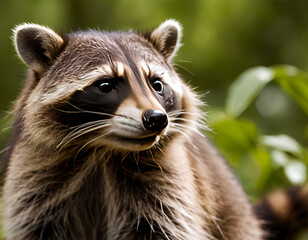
xmin=150 ymin=19 xmax=183 ymax=61
xmin=36 ymin=62 xmax=127 ymax=104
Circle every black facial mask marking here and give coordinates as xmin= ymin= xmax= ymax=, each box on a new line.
xmin=53 ymin=77 xmax=130 ymax=127
xmin=152 ymin=82 xmax=178 ymax=113
xmin=51 ymin=64 xmax=180 ymax=134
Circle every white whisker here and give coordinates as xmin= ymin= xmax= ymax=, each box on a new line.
xmin=168 ymin=110 xmax=202 ymax=117
xmin=173 ymin=63 xmax=194 ymax=76
xmin=167 ymin=127 xmax=192 ymax=142
xmin=54 ymin=104 xmax=117 ymax=118
xmin=69 ymin=119 xmax=110 ymax=131
xmin=169 ymin=117 xmax=207 ymax=129
xmin=170 ymin=123 xmax=204 ymax=137
xmin=57 ymin=120 xmax=111 ymax=149
xmin=148 ymin=149 xmax=163 ymax=172
xmin=74 ymin=130 xmax=113 ymax=159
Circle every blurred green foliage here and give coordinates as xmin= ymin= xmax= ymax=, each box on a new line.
xmin=0 ymin=0 xmax=308 ymax=239
xmin=208 ymin=65 xmax=308 ymax=199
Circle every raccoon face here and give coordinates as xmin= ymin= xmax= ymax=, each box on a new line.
xmin=14 ymin=20 xmax=197 ymax=152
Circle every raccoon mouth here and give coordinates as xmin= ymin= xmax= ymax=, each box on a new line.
xmin=113 ymin=134 xmax=158 ymax=145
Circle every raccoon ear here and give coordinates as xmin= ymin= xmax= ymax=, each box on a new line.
xmin=13 ymin=23 xmax=64 ymax=72
xmin=147 ymin=19 xmax=182 ymax=61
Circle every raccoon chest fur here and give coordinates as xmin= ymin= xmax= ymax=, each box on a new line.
xmin=3 ymin=20 xmax=264 ymax=240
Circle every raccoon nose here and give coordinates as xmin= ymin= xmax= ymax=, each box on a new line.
xmin=142 ymin=109 xmax=168 ymax=132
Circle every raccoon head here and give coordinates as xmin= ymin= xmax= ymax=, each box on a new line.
xmin=14 ymin=20 xmax=201 ymax=152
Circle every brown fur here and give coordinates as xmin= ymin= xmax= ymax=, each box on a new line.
xmin=255 ymin=186 xmax=308 ymax=240
xmin=3 ymin=20 xmax=307 ymax=240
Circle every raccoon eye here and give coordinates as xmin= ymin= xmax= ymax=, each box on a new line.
xmin=151 ymin=78 xmax=164 ymax=93
xmin=95 ymin=78 xmax=116 ymax=93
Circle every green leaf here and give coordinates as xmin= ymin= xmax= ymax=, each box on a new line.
xmin=270 ymin=150 xmax=307 ymax=185
xmin=208 ymin=112 xmax=259 ymax=164
xmin=260 ymin=134 xmax=303 ymax=156
xmin=251 ymin=147 xmax=272 ymax=197
xmin=285 ymin=160 xmax=307 ymax=184
xmin=274 ymin=65 xmax=308 ymax=116
xmin=226 ymin=67 xmax=274 ymax=117
xmin=270 ymin=149 xmax=289 ymax=166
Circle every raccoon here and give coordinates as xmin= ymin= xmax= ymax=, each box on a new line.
xmin=2 ymin=19 xmax=307 ymax=240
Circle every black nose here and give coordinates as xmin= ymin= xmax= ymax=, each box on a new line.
xmin=142 ymin=109 xmax=168 ymax=132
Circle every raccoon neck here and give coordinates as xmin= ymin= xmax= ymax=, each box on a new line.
xmin=101 ymin=135 xmax=211 ymax=240
xmin=44 ymin=134 xmax=209 ymax=238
